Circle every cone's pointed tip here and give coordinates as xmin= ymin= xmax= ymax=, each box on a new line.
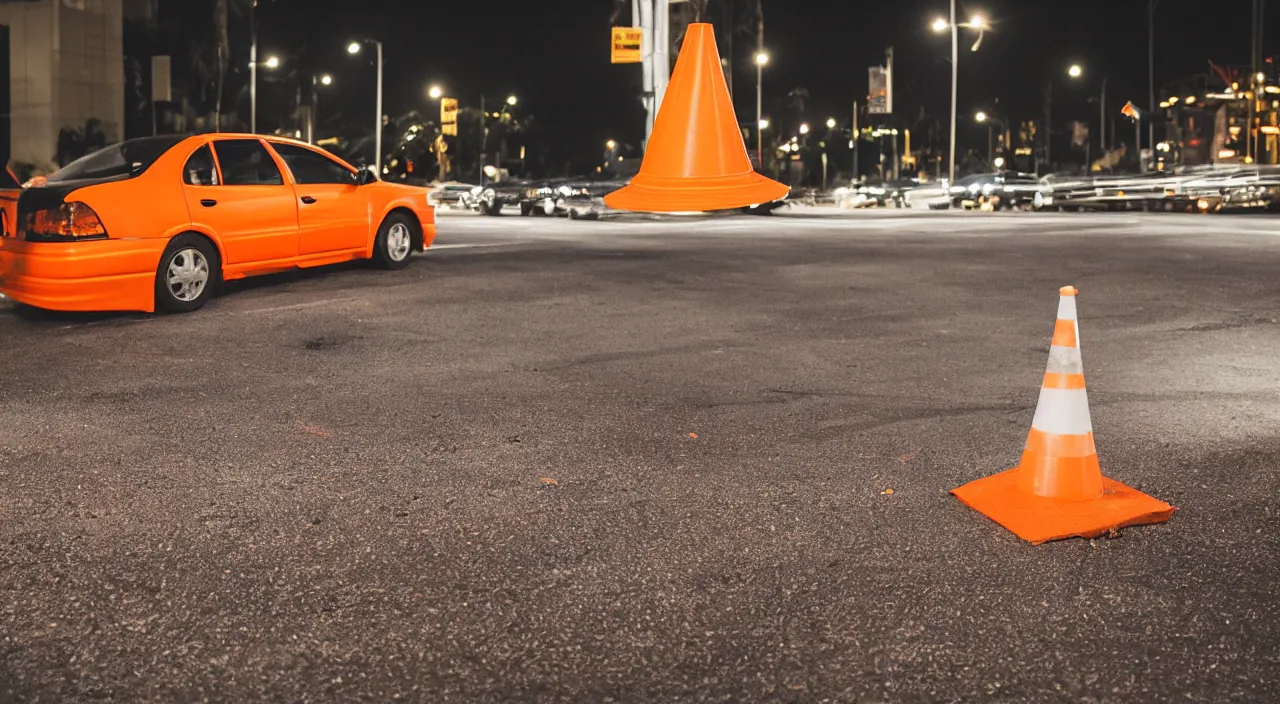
xmin=1059 ymin=286 xmax=1078 ymax=296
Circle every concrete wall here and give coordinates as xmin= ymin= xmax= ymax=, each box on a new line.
xmin=0 ymin=0 xmax=124 ymax=172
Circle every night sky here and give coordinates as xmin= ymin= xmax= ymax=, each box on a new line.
xmin=256 ymin=0 xmax=1277 ymax=166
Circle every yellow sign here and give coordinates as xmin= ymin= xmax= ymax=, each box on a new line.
xmin=441 ymin=97 xmax=458 ymax=136
xmin=611 ymin=27 xmax=642 ymax=64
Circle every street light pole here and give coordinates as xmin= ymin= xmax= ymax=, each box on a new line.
xmin=249 ymin=0 xmax=257 ymax=134
xmin=756 ymin=58 xmax=764 ymax=166
xmin=1148 ymin=0 xmax=1156 ymax=170
xmin=948 ymin=0 xmax=957 ymax=183
xmin=480 ymin=95 xmax=487 ymax=187
xmin=1100 ymin=76 xmax=1108 ymax=158
xmin=987 ymin=123 xmax=993 ymax=167
xmin=347 ymin=39 xmax=384 ymax=174
xmin=852 ymin=100 xmax=859 ymax=183
xmin=375 ymin=40 xmax=384 ymax=175
xmin=1044 ymin=81 xmax=1053 ymax=171
xmin=757 ymin=0 xmax=764 ymax=166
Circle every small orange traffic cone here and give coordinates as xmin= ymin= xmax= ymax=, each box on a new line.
xmin=951 ymin=286 xmax=1175 ymax=544
xmin=604 ymin=23 xmax=789 ymax=212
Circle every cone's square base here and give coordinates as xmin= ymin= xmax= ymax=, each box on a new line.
xmin=603 ymin=172 xmax=790 ymax=213
xmin=951 ymin=468 xmax=1175 ymax=545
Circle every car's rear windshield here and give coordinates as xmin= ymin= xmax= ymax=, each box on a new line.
xmin=46 ymin=135 xmax=187 ymax=183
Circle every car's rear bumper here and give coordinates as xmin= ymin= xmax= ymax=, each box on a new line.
xmin=0 ymin=237 xmax=161 ymax=312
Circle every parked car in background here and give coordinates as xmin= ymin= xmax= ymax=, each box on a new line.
xmin=1035 ymin=174 xmax=1095 ymax=210
xmin=946 ymin=171 xmax=1039 ymax=209
xmin=555 ymin=180 xmax=627 ymax=219
xmin=833 ymin=177 xmax=924 ymax=209
xmin=428 ymin=181 xmax=478 ymax=209
xmin=947 ymin=174 xmax=994 ymax=208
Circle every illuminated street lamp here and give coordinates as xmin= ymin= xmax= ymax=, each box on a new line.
xmin=759 ymin=118 xmax=769 ymax=130
xmin=606 ymin=139 xmax=617 ymax=150
xmin=428 ymin=85 xmax=443 ymax=100
xmin=264 ymin=55 xmax=280 ymax=69
xmin=799 ymin=123 xmax=810 ymax=135
xmin=477 ymin=93 xmax=518 ymax=186
xmin=826 ymin=117 xmax=837 ymax=129
xmin=305 ymin=73 xmax=335 ymax=144
xmin=347 ymin=38 xmax=385 ymax=174
xmin=974 ymin=111 xmax=1003 ymax=168
xmin=755 ymin=51 xmax=769 ymax=167
xmin=932 ymin=4 xmax=991 ymax=183
xmin=1065 ymin=63 xmax=1108 ymax=157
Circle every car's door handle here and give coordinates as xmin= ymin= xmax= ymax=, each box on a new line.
xmin=200 ymin=199 xmax=217 ymax=207
xmin=300 ymin=196 xmax=317 ymax=204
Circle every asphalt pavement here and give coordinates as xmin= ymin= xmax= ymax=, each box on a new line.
xmin=2 ymin=207 xmax=1279 ymax=702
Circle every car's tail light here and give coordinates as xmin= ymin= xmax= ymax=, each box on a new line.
xmin=23 ymin=202 xmax=109 ymax=242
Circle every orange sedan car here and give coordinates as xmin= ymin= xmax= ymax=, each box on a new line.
xmin=0 ymin=134 xmax=436 ymax=313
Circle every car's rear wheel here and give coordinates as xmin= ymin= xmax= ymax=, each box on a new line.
xmin=155 ymin=234 xmax=218 ymax=313
xmin=373 ymin=214 xmax=415 ymax=270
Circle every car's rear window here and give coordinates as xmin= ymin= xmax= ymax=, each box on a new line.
xmin=46 ymin=135 xmax=187 ymax=183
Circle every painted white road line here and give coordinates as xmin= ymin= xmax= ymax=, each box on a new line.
xmin=237 ymin=297 xmax=362 ymax=315
xmin=429 ymin=242 xmax=523 ymax=250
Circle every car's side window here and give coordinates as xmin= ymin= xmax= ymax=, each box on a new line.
xmin=212 ymin=139 xmax=284 ymax=186
xmin=271 ymin=143 xmax=359 ymax=186
xmin=183 ymin=145 xmax=219 ymax=186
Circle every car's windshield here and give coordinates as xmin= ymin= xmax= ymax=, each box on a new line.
xmin=47 ymin=135 xmax=186 ymax=183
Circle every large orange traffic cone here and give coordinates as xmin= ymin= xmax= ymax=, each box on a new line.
xmin=951 ymin=286 xmax=1175 ymax=544
xmin=604 ymin=23 xmax=789 ymax=212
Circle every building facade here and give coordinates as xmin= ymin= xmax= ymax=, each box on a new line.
xmin=0 ymin=0 xmax=126 ymax=174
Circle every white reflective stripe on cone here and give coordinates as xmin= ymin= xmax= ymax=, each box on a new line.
xmin=1056 ymin=295 xmax=1078 ymax=322
xmin=1029 ymin=387 xmax=1094 ymax=435
xmin=1045 ymin=345 xmax=1084 ymax=374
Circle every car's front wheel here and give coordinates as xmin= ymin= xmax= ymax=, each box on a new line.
xmin=373 ymin=213 xmax=415 ymax=270
xmin=155 ymin=234 xmax=218 ymax=313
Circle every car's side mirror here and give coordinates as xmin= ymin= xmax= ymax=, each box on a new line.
xmin=358 ymin=167 xmax=378 ymax=186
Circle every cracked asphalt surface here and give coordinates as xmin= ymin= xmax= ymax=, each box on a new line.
xmin=2 ymin=208 xmax=1279 ymax=702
